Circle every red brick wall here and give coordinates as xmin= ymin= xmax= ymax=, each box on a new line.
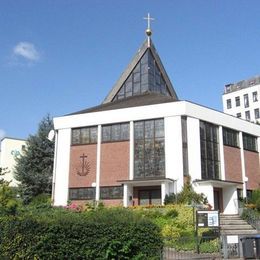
xmin=100 ymin=141 xmax=129 ymax=186
xmin=244 ymin=150 xmax=260 ymax=190
xmin=69 ymin=144 xmax=97 ymax=187
xmin=224 ymin=146 xmax=243 ymax=183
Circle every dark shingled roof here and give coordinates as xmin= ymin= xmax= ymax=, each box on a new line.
xmin=69 ymin=92 xmax=178 ymax=115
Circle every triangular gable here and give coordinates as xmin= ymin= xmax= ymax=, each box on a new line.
xmin=103 ymin=39 xmax=178 ymax=104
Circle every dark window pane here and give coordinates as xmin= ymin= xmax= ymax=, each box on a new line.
xmin=81 ymin=128 xmax=90 ymax=144
xmin=111 ymin=124 xmax=121 ymax=141
xmin=145 ymin=120 xmax=154 ymax=139
xmin=90 ymin=127 xmax=97 ymax=143
xmin=72 ymin=129 xmax=80 ymax=144
xmin=102 ymin=126 xmax=111 ymax=142
xmin=121 ymin=123 xmax=129 ymax=140
xmin=134 ymin=122 xmax=144 ymax=139
xmin=155 ymin=119 xmax=164 ymax=138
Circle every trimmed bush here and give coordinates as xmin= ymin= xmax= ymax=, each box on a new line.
xmin=0 ymin=208 xmax=163 ymax=259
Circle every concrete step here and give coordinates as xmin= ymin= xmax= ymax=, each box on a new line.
xmin=220 ymin=220 xmax=249 ymax=225
xmin=221 ymin=229 xmax=258 ymax=235
xmin=221 ymin=225 xmax=255 ymax=230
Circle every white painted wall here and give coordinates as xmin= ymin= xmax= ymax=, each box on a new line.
xmin=187 ymin=117 xmax=201 ymax=181
xmin=53 ymin=129 xmax=71 ymax=206
xmin=193 ymin=183 xmax=214 ymax=207
xmin=223 ymin=186 xmax=238 ymax=214
xmin=165 ymin=116 xmax=183 ymax=193
xmin=0 ymin=138 xmax=26 ymax=186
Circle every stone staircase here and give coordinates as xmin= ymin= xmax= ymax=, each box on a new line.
xmin=220 ymin=214 xmax=258 ymax=235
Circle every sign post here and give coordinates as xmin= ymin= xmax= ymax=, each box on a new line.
xmin=195 ymin=210 xmax=220 ymax=253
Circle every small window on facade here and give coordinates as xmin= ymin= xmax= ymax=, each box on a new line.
xmin=223 ymin=127 xmax=239 ymax=147
xmin=235 ymin=96 xmax=240 ymax=107
xmin=243 ymin=133 xmax=258 ymax=152
xmin=102 ymin=123 xmax=129 ymax=142
xmin=244 ymin=94 xmax=249 ymax=108
xmin=255 ymin=108 xmax=260 ymax=119
xmin=237 ymin=113 xmax=241 ymax=118
xmin=100 ymin=186 xmax=123 ymax=199
xmin=227 ymin=99 xmax=232 ymax=109
xmin=245 ymin=111 xmax=250 ymax=121
xmin=253 ymin=91 xmax=258 ymax=102
xmin=71 ymin=126 xmax=97 ymax=145
xmin=69 ymin=187 xmax=95 ymax=200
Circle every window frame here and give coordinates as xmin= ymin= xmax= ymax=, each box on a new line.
xmin=71 ymin=126 xmax=98 ymax=145
xmin=101 ymin=122 xmax=130 ymax=143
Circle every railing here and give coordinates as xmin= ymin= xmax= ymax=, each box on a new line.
xmin=239 ymin=207 xmax=260 ymax=231
xmin=163 ymin=236 xmax=221 ymax=259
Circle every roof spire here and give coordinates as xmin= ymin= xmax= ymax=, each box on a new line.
xmin=143 ymin=13 xmax=154 ymax=46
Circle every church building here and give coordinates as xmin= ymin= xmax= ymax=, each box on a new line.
xmin=52 ymin=18 xmax=260 ymax=214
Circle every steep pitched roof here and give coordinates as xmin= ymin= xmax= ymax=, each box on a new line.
xmin=103 ymin=39 xmax=178 ymax=104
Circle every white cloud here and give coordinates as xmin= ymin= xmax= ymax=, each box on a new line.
xmin=13 ymin=42 xmax=40 ymax=61
xmin=0 ymin=129 xmax=5 ymax=140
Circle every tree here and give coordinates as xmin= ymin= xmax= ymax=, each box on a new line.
xmin=14 ymin=115 xmax=54 ymax=203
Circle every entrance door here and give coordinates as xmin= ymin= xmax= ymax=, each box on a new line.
xmin=213 ymin=188 xmax=223 ymax=213
xmin=139 ymin=189 xmax=161 ymax=205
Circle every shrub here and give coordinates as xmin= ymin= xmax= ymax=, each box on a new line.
xmin=0 ymin=207 xmax=163 ymax=259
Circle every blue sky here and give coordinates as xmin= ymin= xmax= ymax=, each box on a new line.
xmin=1 ymin=0 xmax=260 ymax=139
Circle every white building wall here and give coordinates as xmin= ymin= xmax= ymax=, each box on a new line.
xmin=53 ymin=128 xmax=71 ymax=206
xmin=165 ymin=116 xmax=183 ymax=193
xmin=187 ymin=117 xmax=201 ymax=181
xmin=193 ymin=183 xmax=214 ymax=207
xmin=0 ymin=138 xmax=26 ymax=186
xmin=223 ymin=83 xmax=260 ymax=123
xmin=223 ymin=186 xmax=238 ymax=214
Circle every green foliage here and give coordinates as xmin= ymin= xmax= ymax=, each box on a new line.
xmin=164 ymin=177 xmax=207 ymax=205
xmin=248 ymin=189 xmax=260 ymax=210
xmin=0 ymin=207 xmax=163 ymax=259
xmin=14 ymin=115 xmax=54 ymax=204
xmin=0 ymin=167 xmax=20 ymax=216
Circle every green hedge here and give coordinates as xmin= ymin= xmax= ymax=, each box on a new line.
xmin=0 ymin=208 xmax=163 ymax=259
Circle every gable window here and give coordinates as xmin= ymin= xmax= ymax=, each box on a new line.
xmin=235 ymin=96 xmax=240 ymax=107
xmin=134 ymin=119 xmax=165 ymax=179
xmin=255 ymin=108 xmax=260 ymax=119
xmin=113 ymin=49 xmax=170 ymax=101
xmin=245 ymin=111 xmax=250 ymax=121
xmin=223 ymin=127 xmax=239 ymax=147
xmin=253 ymin=91 xmax=258 ymax=102
xmin=71 ymin=126 xmax=97 ymax=145
xmin=227 ymin=99 xmax=232 ymax=109
xmin=244 ymin=94 xmax=249 ymax=108
xmin=243 ymin=133 xmax=258 ymax=152
xmin=200 ymin=121 xmax=220 ymax=180
xmin=102 ymin=123 xmax=129 ymax=142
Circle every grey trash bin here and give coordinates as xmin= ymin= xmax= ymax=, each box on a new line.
xmin=241 ymin=237 xmax=254 ymax=259
xmin=255 ymin=235 xmax=260 ymax=258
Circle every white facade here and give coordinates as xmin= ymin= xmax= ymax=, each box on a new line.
xmin=0 ymin=137 xmax=26 ymax=186
xmin=52 ymin=100 xmax=260 ymax=214
xmin=222 ymin=76 xmax=260 ymax=123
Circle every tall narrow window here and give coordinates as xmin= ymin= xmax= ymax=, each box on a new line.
xmin=200 ymin=121 xmax=220 ymax=180
xmin=255 ymin=108 xmax=260 ymax=119
xmin=245 ymin=111 xmax=250 ymax=121
xmin=223 ymin=127 xmax=239 ymax=147
xmin=227 ymin=99 xmax=232 ymax=109
xmin=243 ymin=133 xmax=258 ymax=152
xmin=134 ymin=119 xmax=165 ymax=179
xmin=253 ymin=91 xmax=258 ymax=102
xmin=244 ymin=94 xmax=249 ymax=108
xmin=235 ymin=96 xmax=240 ymax=107
xmin=182 ymin=117 xmax=189 ymax=176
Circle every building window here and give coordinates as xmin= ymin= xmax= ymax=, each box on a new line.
xmin=227 ymin=99 xmax=232 ymax=109
xmin=68 ymin=187 xmax=95 ymax=200
xmin=182 ymin=116 xmax=189 ymax=176
xmin=235 ymin=96 xmax=240 ymax=107
xmin=200 ymin=121 xmax=220 ymax=180
xmin=223 ymin=127 xmax=239 ymax=147
xmin=237 ymin=113 xmax=241 ymax=118
xmin=102 ymin=123 xmax=129 ymax=142
xmin=113 ymin=49 xmax=170 ymax=101
xmin=255 ymin=108 xmax=260 ymax=119
xmin=245 ymin=111 xmax=250 ymax=121
xmin=253 ymin=91 xmax=258 ymax=102
xmin=71 ymin=127 xmax=97 ymax=145
xmin=100 ymin=186 xmax=123 ymax=199
xmin=244 ymin=94 xmax=249 ymax=108
xmin=243 ymin=133 xmax=258 ymax=152
xmin=134 ymin=119 xmax=165 ymax=179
